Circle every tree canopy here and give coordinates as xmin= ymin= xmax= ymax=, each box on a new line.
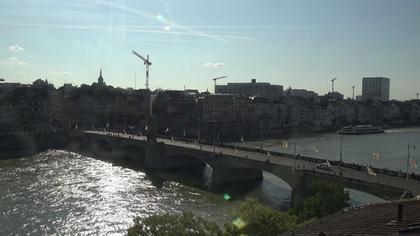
xmin=290 ymin=180 xmax=349 ymax=221
xmin=127 ymin=212 xmax=222 ymax=236
xmin=128 ymin=180 xmax=349 ymax=235
xmin=224 ymin=198 xmax=298 ymax=236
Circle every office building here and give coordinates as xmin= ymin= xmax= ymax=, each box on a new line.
xmin=362 ymin=77 xmax=390 ymax=101
xmin=215 ymin=79 xmax=283 ymax=100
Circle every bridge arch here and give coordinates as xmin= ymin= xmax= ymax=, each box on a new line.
xmin=65 ymin=136 xmax=85 ymax=151
xmin=90 ymin=138 xmax=113 ymax=153
xmin=212 ymin=167 xmax=263 ymax=186
xmin=312 ymin=173 xmax=406 ymax=200
xmin=116 ymin=144 xmax=147 ymax=162
xmin=163 ymin=153 xmax=208 ymax=170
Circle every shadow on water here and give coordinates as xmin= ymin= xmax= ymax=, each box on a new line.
xmin=109 ymin=156 xmax=292 ymax=209
xmin=49 ymin=146 xmax=294 ymax=210
xmin=113 ymin=158 xmax=264 ymax=198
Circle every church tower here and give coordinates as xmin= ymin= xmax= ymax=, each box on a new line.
xmin=98 ymin=68 xmax=105 ymax=85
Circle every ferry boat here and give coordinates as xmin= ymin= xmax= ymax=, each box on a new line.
xmin=337 ymin=125 xmax=384 ymax=135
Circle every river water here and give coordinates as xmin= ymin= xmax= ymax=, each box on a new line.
xmin=0 ymin=150 xmax=290 ymax=235
xmin=235 ymin=127 xmax=420 ymax=174
xmin=1 ymin=128 xmax=418 ymax=235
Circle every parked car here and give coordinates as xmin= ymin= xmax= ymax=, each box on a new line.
xmin=316 ymin=162 xmax=332 ymax=171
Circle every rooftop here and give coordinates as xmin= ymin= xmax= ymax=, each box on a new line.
xmin=284 ymin=200 xmax=420 ymax=236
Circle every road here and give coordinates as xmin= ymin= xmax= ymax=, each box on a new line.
xmin=85 ymin=130 xmax=420 ymax=197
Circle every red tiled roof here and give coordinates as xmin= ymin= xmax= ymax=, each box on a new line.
xmin=284 ymin=200 xmax=420 ymax=236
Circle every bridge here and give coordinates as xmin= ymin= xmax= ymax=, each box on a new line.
xmin=59 ymin=130 xmax=420 ymax=203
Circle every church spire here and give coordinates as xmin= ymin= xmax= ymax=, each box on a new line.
xmin=98 ymin=68 xmax=104 ymax=85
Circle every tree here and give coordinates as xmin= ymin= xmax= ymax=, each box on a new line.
xmin=224 ymin=198 xmax=298 ymax=236
xmin=128 ymin=184 xmax=347 ymax=236
xmin=290 ymin=180 xmax=349 ymax=221
xmin=127 ymin=212 xmax=222 ymax=236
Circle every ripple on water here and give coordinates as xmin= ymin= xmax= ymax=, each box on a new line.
xmin=0 ymin=150 xmax=247 ymax=235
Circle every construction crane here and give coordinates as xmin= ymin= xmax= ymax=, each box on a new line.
xmin=213 ymin=75 xmax=227 ymax=93
xmin=416 ymin=93 xmax=419 ymax=100
xmin=352 ymin=85 xmax=355 ymax=100
xmin=132 ymin=50 xmax=152 ymax=90
xmin=331 ymin=77 xmax=337 ymax=92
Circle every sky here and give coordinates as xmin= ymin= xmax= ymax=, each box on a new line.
xmin=0 ymin=0 xmax=419 ymax=100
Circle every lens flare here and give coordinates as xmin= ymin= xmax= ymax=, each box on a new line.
xmin=232 ymin=218 xmax=246 ymax=229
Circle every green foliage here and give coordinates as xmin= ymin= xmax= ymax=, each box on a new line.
xmin=290 ymin=180 xmax=349 ymax=221
xmin=224 ymin=198 xmax=298 ymax=236
xmin=127 ymin=212 xmax=222 ymax=236
xmin=128 ymin=181 xmax=348 ymax=236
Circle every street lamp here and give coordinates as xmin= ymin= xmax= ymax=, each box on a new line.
xmin=260 ymin=119 xmax=263 ymax=150
xmin=292 ymin=128 xmax=297 ymax=186
xmin=198 ymin=117 xmax=201 ymax=144
xmin=406 ymin=140 xmax=416 ymax=195
xmin=339 ymin=134 xmax=343 ymax=175
xmin=195 ymin=97 xmax=201 ymax=144
xmin=213 ymin=124 xmax=217 ymax=153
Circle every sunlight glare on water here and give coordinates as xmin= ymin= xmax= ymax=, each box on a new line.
xmin=0 ymin=150 xmax=237 ymax=235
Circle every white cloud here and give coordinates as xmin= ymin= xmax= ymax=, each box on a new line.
xmin=203 ymin=62 xmax=225 ymax=68
xmin=48 ymin=71 xmax=71 ymax=77
xmin=1 ymin=57 xmax=27 ymax=65
xmin=8 ymin=44 xmax=25 ymax=52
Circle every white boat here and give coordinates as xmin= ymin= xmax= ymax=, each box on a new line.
xmin=338 ymin=125 xmax=384 ymax=135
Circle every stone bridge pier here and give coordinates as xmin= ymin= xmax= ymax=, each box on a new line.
xmin=63 ymin=132 xmax=408 ymax=203
xmin=143 ymin=142 xmax=263 ymax=187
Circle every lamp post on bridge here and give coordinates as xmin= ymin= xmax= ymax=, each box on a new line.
xmin=339 ymin=134 xmax=343 ymax=176
xmin=213 ymin=124 xmax=217 ymax=154
xmin=195 ymin=97 xmax=201 ymax=144
xmin=292 ymin=128 xmax=297 ymax=186
xmin=406 ymin=140 xmax=416 ymax=195
xmin=198 ymin=117 xmax=201 ymax=144
xmin=260 ymin=119 xmax=263 ymax=150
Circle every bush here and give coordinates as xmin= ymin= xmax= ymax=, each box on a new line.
xmin=128 ymin=181 xmax=349 ymax=235
xmin=290 ymin=180 xmax=349 ymax=221
xmin=127 ymin=212 xmax=222 ymax=236
xmin=224 ymin=198 xmax=298 ymax=236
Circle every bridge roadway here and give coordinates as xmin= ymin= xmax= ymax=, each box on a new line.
xmin=84 ymin=131 xmax=420 ymax=198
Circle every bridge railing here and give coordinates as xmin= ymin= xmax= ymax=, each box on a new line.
xmin=82 ymin=131 xmax=420 ymax=182
xmin=164 ymin=135 xmax=420 ymax=182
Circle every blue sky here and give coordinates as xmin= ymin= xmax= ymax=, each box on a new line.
xmin=0 ymin=0 xmax=419 ymax=100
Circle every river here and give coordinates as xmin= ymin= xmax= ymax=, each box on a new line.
xmin=0 ymin=150 xmax=291 ymax=235
xmin=1 ymin=127 xmax=418 ymax=235
xmin=235 ymin=127 xmax=420 ymax=174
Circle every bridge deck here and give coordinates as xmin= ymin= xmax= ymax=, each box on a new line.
xmin=84 ymin=131 xmax=420 ymax=196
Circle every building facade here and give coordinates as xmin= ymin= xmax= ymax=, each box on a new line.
xmin=362 ymin=77 xmax=390 ymax=101
xmin=197 ymin=94 xmax=285 ymax=140
xmin=215 ymin=79 xmax=283 ymax=100
xmin=49 ymin=71 xmax=150 ymax=131
xmin=286 ymin=88 xmax=319 ymax=102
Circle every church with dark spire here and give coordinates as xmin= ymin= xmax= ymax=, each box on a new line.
xmin=98 ymin=68 xmax=105 ymax=86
